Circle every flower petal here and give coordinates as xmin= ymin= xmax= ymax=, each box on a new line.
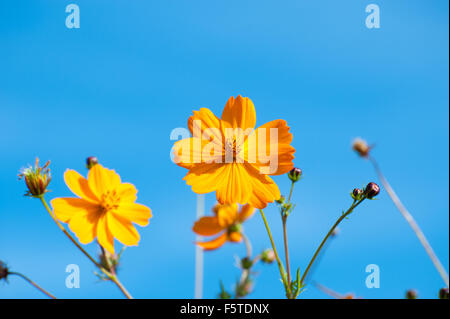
xmin=238 ymin=204 xmax=255 ymax=222
xmin=67 ymin=207 xmax=100 ymax=244
xmin=184 ymin=163 xmax=229 ymax=194
xmin=88 ymin=164 xmax=121 ymax=198
xmin=245 ymin=119 xmax=295 ymax=175
xmin=51 ymin=197 xmax=99 ymax=223
xmin=115 ymin=202 xmax=152 ymax=226
xmin=215 ymin=163 xmax=251 ymax=205
xmin=192 ymin=216 xmax=223 ymax=236
xmin=196 ymin=232 xmax=228 ymax=251
xmin=97 ymin=214 xmax=115 ymax=254
xmin=221 ymin=96 xmax=256 ymax=130
xmin=117 ymin=183 xmax=138 ymax=203
xmin=64 ymin=170 xmax=98 ymax=202
xmin=245 ymin=163 xmax=281 ymax=209
xmin=107 ymin=213 xmax=140 ymax=247
xmin=216 ymin=204 xmax=238 ymax=227
xmin=188 ymin=108 xmax=222 ymax=140
xmin=228 ymin=231 xmax=242 ymax=242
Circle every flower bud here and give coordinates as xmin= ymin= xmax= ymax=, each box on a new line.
xmin=18 ymin=158 xmax=51 ymax=197
xmin=364 ymin=182 xmax=380 ymax=199
xmin=0 ymin=261 xmax=8 ymax=281
xmin=351 ymin=188 xmax=363 ymax=200
xmin=439 ymin=288 xmax=449 ymax=300
xmin=261 ymin=249 xmax=276 ymax=264
xmin=352 ymin=138 xmax=370 ymax=157
xmin=275 ymin=196 xmax=285 ymax=205
xmin=86 ymin=156 xmax=99 ymax=170
xmin=241 ymin=257 xmax=253 ymax=270
xmin=405 ymin=289 xmax=418 ymax=299
xmin=331 ymin=227 xmax=340 ymax=238
xmin=236 ymin=278 xmax=253 ymax=298
xmin=288 ymin=167 xmax=302 ymax=183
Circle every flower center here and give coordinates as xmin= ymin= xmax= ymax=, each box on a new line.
xmin=99 ymin=190 xmax=120 ymax=213
xmin=224 ymin=136 xmax=243 ymax=162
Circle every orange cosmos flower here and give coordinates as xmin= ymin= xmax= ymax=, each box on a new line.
xmin=173 ymin=95 xmax=295 ymax=208
xmin=193 ymin=203 xmax=255 ymax=250
xmin=50 ymin=164 xmax=152 ymax=254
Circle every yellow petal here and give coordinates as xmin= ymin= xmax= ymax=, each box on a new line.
xmin=114 ymin=202 xmax=152 ymax=226
xmin=188 ymin=108 xmax=222 ymax=140
xmin=117 ymin=183 xmax=138 ymax=203
xmin=221 ymin=95 xmax=256 ymax=130
xmin=68 ymin=207 xmax=100 ymax=244
xmin=51 ymin=197 xmax=98 ymax=223
xmin=216 ymin=204 xmax=238 ymax=227
xmin=238 ymin=204 xmax=255 ymax=222
xmin=196 ymin=232 xmax=227 ymax=251
xmin=88 ymin=164 xmax=121 ymax=198
xmin=107 ymin=213 xmax=140 ymax=246
xmin=97 ymin=214 xmax=115 ymax=254
xmin=64 ymin=169 xmax=99 ymax=202
xmin=192 ymin=216 xmax=223 ymax=236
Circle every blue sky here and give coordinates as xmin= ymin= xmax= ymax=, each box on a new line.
xmin=0 ymin=0 xmax=448 ymax=299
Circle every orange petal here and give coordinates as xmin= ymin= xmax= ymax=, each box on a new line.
xmin=88 ymin=164 xmax=121 ymax=198
xmin=216 ymin=204 xmax=238 ymax=227
xmin=193 ymin=216 xmax=224 ymax=236
xmin=245 ymin=164 xmax=281 ymax=209
xmin=221 ymin=96 xmax=256 ymax=130
xmin=184 ymin=163 xmax=229 ymax=194
xmin=107 ymin=213 xmax=140 ymax=246
xmin=67 ymin=207 xmax=100 ymax=244
xmin=173 ymin=137 xmax=221 ymax=169
xmin=245 ymin=119 xmax=295 ymax=175
xmin=64 ymin=170 xmax=99 ymax=202
xmin=215 ymin=163 xmax=251 ymax=205
xmin=188 ymin=108 xmax=222 ymax=140
xmin=97 ymin=214 xmax=115 ymax=254
xmin=51 ymin=197 xmax=99 ymax=223
xmin=196 ymin=232 xmax=227 ymax=251
xmin=238 ymin=204 xmax=255 ymax=222
xmin=115 ymin=202 xmax=152 ymax=226
xmin=228 ymin=231 xmax=242 ymax=242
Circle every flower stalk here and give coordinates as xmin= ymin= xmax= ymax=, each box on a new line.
xmin=8 ymin=271 xmax=56 ymax=299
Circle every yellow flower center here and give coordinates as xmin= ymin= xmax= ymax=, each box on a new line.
xmin=224 ymin=136 xmax=244 ymax=162
xmin=99 ymin=190 xmax=120 ymax=213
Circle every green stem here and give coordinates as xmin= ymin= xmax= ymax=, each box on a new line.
xmin=300 ymin=198 xmax=365 ymax=285
xmin=282 ymin=215 xmax=292 ymax=289
xmin=38 ymin=196 xmax=133 ymax=299
xmin=9 ymin=271 xmax=56 ymax=299
xmin=259 ymin=209 xmax=289 ymax=297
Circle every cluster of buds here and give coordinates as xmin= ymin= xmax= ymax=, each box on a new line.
xmin=288 ymin=168 xmax=302 ymax=183
xmin=260 ymin=249 xmax=276 ymax=264
xmin=0 ymin=261 xmax=9 ymax=281
xmin=352 ymin=138 xmax=371 ymax=158
xmin=18 ymin=158 xmax=51 ymax=198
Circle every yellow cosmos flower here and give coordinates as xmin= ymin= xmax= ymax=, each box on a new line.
xmin=193 ymin=203 xmax=255 ymax=251
xmin=174 ymin=95 xmax=295 ymax=208
xmin=50 ymin=164 xmax=152 ymax=254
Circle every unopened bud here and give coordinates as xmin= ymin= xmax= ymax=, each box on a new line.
xmin=288 ymin=167 xmax=302 ymax=183
xmin=241 ymin=257 xmax=253 ymax=270
xmin=261 ymin=249 xmax=276 ymax=264
xmin=352 ymin=138 xmax=370 ymax=157
xmin=0 ymin=261 xmax=8 ymax=281
xmin=406 ymin=289 xmax=418 ymax=299
xmin=275 ymin=196 xmax=285 ymax=205
xmin=364 ymin=182 xmax=380 ymax=199
xmin=439 ymin=288 xmax=449 ymax=299
xmin=86 ymin=156 xmax=99 ymax=170
xmin=351 ymin=188 xmax=363 ymax=200
xmin=18 ymin=158 xmax=51 ymax=197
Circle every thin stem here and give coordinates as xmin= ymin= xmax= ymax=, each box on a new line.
xmin=38 ymin=196 xmax=134 ymax=298
xmin=9 ymin=271 xmax=56 ymax=299
xmin=300 ymin=198 xmax=365 ymax=285
xmin=369 ymin=156 xmax=449 ymax=287
xmin=282 ymin=216 xmax=292 ymax=287
xmin=259 ymin=209 xmax=289 ymax=297
xmin=241 ymin=233 xmax=252 ymax=258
